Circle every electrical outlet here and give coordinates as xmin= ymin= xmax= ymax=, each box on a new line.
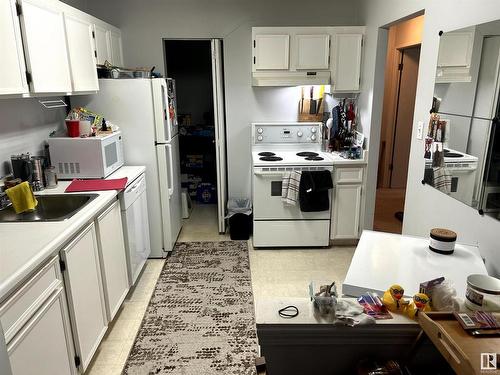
xmin=416 ymin=121 xmax=424 ymax=140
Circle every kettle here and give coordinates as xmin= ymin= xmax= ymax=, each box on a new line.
xmin=11 ymin=154 xmax=33 ymax=182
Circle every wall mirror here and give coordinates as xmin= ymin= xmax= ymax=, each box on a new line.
xmin=423 ymin=19 xmax=500 ymax=220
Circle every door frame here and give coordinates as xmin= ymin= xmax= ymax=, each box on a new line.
xmin=377 ymin=17 xmax=423 ymax=189
xmin=162 ymin=38 xmax=228 ymax=233
xmin=388 ymin=45 xmax=421 ymax=188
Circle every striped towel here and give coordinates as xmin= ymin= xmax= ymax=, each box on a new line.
xmin=282 ymin=171 xmax=302 ymax=205
xmin=433 ymin=167 xmax=452 ymax=194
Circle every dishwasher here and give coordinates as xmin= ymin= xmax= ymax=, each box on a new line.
xmin=120 ymin=173 xmax=151 ymax=287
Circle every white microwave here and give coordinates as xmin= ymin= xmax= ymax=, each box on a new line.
xmin=48 ymin=131 xmax=124 ymax=179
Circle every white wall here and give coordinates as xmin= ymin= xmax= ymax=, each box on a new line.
xmin=0 ymin=98 xmax=66 ymax=177
xmin=83 ymin=0 xmax=362 ymax=198
xmin=358 ymin=0 xmax=500 ymax=276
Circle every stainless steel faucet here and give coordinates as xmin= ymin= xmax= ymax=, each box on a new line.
xmin=0 ymin=186 xmax=12 ymax=211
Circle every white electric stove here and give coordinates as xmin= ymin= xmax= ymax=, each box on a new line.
xmin=425 ymin=147 xmax=478 ymax=205
xmin=251 ymin=122 xmax=334 ymax=248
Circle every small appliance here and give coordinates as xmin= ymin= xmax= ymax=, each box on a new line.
xmin=30 ymin=156 xmax=45 ymax=191
xmin=119 ymin=172 xmax=151 ymax=286
xmin=251 ymin=122 xmax=335 ymax=248
xmin=11 ymin=154 xmax=33 ymax=182
xmin=48 ymin=131 xmax=124 ymax=179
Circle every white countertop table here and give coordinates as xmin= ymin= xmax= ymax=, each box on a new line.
xmin=342 ymin=230 xmax=488 ymax=299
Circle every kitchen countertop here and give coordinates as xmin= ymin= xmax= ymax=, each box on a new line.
xmin=329 ymin=151 xmax=368 ymax=165
xmin=0 ymin=166 xmax=145 ymax=303
xmin=255 ymin=297 xmax=416 ymax=326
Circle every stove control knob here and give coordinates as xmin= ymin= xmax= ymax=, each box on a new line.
xmin=310 ymin=135 xmax=317 ymax=141
xmin=257 ymin=135 xmax=263 ymax=141
xmin=310 ymin=127 xmax=317 ymax=134
xmin=257 ymin=128 xmax=264 ymax=134
xmin=297 ymin=131 xmax=303 ymax=137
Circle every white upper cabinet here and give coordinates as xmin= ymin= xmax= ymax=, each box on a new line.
xmin=110 ymin=30 xmax=124 ymax=67
xmin=254 ymin=34 xmax=290 ymax=70
xmin=252 ymin=27 xmax=364 ymax=87
xmin=437 ymin=30 xmax=474 ymax=68
xmin=94 ymin=23 xmax=123 ymax=66
xmin=18 ymin=0 xmax=72 ymax=93
xmin=0 ymin=0 xmax=28 ymax=95
xmin=63 ymin=10 xmax=99 ymax=92
xmin=436 ymin=27 xmax=475 ymax=83
xmin=295 ymin=34 xmax=330 ymax=70
xmin=332 ymin=33 xmax=362 ymax=92
xmin=94 ymin=24 xmax=112 ymax=65
xmin=0 ymin=0 xmax=122 ymax=97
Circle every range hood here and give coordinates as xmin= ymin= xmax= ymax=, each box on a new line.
xmin=252 ymin=71 xmax=331 ymax=87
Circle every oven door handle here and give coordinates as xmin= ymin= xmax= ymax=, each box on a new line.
xmin=253 ymin=171 xmax=287 ymax=176
xmin=254 ymin=169 xmax=333 ymax=176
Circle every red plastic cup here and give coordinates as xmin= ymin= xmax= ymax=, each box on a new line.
xmin=66 ymin=120 xmax=80 ymax=137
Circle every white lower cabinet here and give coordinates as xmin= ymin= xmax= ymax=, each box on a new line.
xmin=331 ymin=184 xmax=362 ymax=240
xmin=96 ymin=200 xmax=130 ymax=322
xmin=60 ymin=222 xmax=107 ymax=372
xmin=0 ymin=255 xmax=76 ymax=375
xmin=7 ymin=287 xmax=75 ymax=375
xmin=331 ymin=166 xmax=363 ymax=240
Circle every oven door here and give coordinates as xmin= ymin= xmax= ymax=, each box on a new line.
xmin=253 ymin=169 xmax=331 ymax=220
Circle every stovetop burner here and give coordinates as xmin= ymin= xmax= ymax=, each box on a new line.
xmin=258 ymin=152 xmax=276 ymax=157
xmin=305 ymin=156 xmax=324 ymax=161
xmin=297 ymin=152 xmax=319 ymax=157
xmin=259 ymin=156 xmax=283 ymax=161
xmin=444 ymin=152 xmax=464 ymax=158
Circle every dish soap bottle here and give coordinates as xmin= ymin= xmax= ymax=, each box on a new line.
xmin=101 ymin=118 xmax=108 ymax=131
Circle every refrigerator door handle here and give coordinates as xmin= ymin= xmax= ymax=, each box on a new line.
xmin=161 ymin=79 xmax=172 ymax=142
xmin=166 ymin=143 xmax=174 ymax=197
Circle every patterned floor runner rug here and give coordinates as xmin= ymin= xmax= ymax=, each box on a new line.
xmin=123 ymin=241 xmax=258 ymax=375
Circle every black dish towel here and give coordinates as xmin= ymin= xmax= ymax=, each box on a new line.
xmin=299 ymin=170 xmax=333 ymax=212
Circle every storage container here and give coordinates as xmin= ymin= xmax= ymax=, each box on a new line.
xmin=465 ymin=274 xmax=500 ymax=311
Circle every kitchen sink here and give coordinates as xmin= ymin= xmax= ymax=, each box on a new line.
xmin=0 ymin=194 xmax=98 ymax=222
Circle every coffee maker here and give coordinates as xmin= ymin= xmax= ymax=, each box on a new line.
xmin=11 ymin=154 xmax=33 ymax=183
xmin=10 ymin=153 xmax=45 ymax=191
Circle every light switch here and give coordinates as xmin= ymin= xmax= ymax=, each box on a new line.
xmin=416 ymin=121 xmax=424 ymax=140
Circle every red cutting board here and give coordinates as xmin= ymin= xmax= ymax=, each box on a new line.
xmin=65 ymin=177 xmax=128 ymax=192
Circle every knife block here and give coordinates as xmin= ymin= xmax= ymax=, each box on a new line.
xmin=298 ymin=99 xmax=324 ymax=122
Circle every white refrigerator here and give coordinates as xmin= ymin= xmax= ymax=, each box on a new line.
xmin=73 ymin=78 xmax=182 ymax=257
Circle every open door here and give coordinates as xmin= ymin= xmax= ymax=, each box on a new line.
xmin=211 ymin=39 xmax=228 ymax=233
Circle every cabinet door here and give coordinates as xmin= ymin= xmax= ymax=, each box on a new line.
xmin=18 ymin=0 xmax=72 ymax=93
xmin=295 ymin=34 xmax=330 ymax=70
xmin=331 ymin=184 xmax=362 ymax=240
xmin=333 ymin=34 xmax=362 ymax=92
xmin=94 ymin=24 xmax=111 ymax=65
xmin=96 ymin=200 xmax=129 ymax=322
xmin=0 ymin=0 xmax=28 ymax=95
xmin=254 ymin=34 xmax=290 ymax=70
xmin=63 ymin=12 xmax=99 ymax=92
xmin=437 ymin=31 xmax=474 ymax=68
xmin=8 ymin=287 xmax=76 ymax=375
xmin=61 ymin=223 xmax=107 ymax=372
xmin=109 ymin=30 xmax=123 ymax=67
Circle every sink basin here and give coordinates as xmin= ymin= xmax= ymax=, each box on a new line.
xmin=0 ymin=194 xmax=98 ymax=222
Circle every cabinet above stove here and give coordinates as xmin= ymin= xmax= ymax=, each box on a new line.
xmin=252 ymin=26 xmax=364 ymax=91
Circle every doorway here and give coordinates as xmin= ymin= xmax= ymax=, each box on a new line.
xmin=374 ymin=15 xmax=424 ymax=234
xmin=164 ymin=39 xmax=228 ymax=238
